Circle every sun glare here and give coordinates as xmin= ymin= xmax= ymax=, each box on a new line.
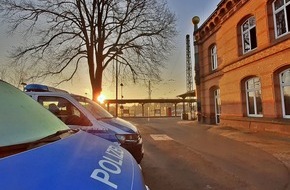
xmin=97 ymin=94 xmax=106 ymax=104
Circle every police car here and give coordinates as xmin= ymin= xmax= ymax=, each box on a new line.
xmin=24 ymin=84 xmax=144 ymax=163
xmin=0 ymin=80 xmax=148 ymax=190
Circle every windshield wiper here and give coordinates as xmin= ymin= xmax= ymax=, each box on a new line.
xmin=0 ymin=129 xmax=77 ymax=158
xmin=30 ymin=129 xmax=75 ymax=144
xmin=98 ymin=117 xmax=114 ymax=120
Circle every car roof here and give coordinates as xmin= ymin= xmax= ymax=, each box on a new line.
xmin=0 ymin=80 xmax=69 ymax=147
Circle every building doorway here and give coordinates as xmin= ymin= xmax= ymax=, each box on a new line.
xmin=214 ymin=89 xmax=221 ymax=124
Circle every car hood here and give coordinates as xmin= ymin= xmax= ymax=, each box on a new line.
xmin=0 ymin=131 xmax=146 ymax=190
xmin=101 ymin=117 xmax=139 ymax=134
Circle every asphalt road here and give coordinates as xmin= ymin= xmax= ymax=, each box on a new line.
xmin=127 ymin=118 xmax=290 ymax=190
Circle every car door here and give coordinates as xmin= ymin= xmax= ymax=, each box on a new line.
xmin=37 ymin=96 xmax=92 ymax=127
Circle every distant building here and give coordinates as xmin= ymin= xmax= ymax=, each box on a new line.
xmin=194 ymin=0 xmax=290 ymax=133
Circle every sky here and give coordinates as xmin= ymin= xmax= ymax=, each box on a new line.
xmin=0 ymin=0 xmax=221 ymax=100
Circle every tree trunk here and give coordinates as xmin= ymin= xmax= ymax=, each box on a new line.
xmin=92 ymin=84 xmax=102 ymax=101
xmin=91 ymin=66 xmax=103 ymax=102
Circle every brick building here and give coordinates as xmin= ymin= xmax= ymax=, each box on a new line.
xmin=194 ymin=0 xmax=290 ymax=133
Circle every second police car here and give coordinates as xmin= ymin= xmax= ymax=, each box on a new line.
xmin=0 ymin=80 xmax=149 ymax=190
xmin=24 ymin=84 xmax=144 ymax=163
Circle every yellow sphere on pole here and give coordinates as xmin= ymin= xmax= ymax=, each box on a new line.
xmin=192 ymin=16 xmax=200 ymax=25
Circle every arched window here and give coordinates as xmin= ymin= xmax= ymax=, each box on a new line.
xmin=280 ymin=69 xmax=290 ymax=118
xmin=272 ymin=0 xmax=290 ymax=38
xmin=210 ymin=45 xmax=218 ymax=70
xmin=245 ymin=77 xmax=263 ymax=117
xmin=241 ymin=16 xmax=257 ymax=54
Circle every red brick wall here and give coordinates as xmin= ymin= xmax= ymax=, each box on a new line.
xmin=196 ymin=0 xmax=290 ymax=133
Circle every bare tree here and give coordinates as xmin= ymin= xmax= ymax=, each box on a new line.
xmin=0 ymin=63 xmax=31 ymax=89
xmin=0 ymin=0 xmax=177 ymax=100
xmin=0 ymin=66 xmax=7 ymax=81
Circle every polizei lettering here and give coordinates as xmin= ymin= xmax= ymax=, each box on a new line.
xmin=90 ymin=145 xmax=124 ymax=189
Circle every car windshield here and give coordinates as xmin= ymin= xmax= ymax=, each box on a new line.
xmin=0 ymin=80 xmax=69 ymax=147
xmin=72 ymin=95 xmax=114 ymax=119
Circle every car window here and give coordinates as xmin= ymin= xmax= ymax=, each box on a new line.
xmin=0 ymin=81 xmax=69 ymax=147
xmin=72 ymin=95 xmax=114 ymax=119
xmin=38 ymin=96 xmax=92 ymax=126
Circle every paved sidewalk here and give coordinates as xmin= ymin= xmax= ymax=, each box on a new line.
xmin=206 ymin=124 xmax=290 ymax=169
xmin=178 ymin=120 xmax=290 ymax=169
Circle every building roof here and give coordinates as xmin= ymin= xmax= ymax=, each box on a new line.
xmin=177 ymin=90 xmax=196 ymax=99
xmin=194 ymin=0 xmax=248 ymax=42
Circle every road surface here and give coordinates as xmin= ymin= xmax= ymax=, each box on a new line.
xmin=127 ymin=118 xmax=290 ymax=190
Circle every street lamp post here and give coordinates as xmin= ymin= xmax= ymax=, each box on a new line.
xmin=110 ymin=47 xmax=123 ymax=117
xmin=120 ymin=83 xmax=124 ymax=99
xmin=192 ymin=16 xmax=200 ymax=121
xmin=115 ymin=55 xmax=119 ymax=117
xmin=120 ymin=83 xmax=124 ymax=117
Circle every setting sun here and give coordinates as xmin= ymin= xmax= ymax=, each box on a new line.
xmin=97 ymin=94 xmax=106 ymax=104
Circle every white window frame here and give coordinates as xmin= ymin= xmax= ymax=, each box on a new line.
xmin=245 ymin=77 xmax=263 ymax=117
xmin=273 ymin=0 xmax=290 ymax=38
xmin=210 ymin=45 xmax=218 ymax=71
xmin=280 ymin=69 xmax=290 ymax=118
xmin=241 ymin=16 xmax=257 ymax=54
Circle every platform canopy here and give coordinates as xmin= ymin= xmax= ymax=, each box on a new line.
xmin=177 ymin=90 xmax=196 ymax=99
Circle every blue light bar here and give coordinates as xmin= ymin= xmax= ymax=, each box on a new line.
xmin=24 ymin=84 xmax=68 ymax=93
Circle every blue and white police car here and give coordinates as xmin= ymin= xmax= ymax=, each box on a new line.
xmin=0 ymin=80 xmax=148 ymax=190
xmin=24 ymin=84 xmax=144 ymax=163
